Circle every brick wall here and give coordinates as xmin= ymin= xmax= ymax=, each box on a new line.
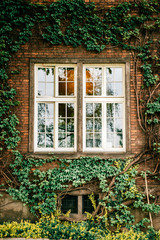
xmin=8 ymin=29 xmax=145 ymax=158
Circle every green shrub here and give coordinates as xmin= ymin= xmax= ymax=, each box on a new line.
xmin=0 ymin=216 xmax=160 ymax=240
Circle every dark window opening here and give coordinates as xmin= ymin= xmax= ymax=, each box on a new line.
xmin=82 ymin=195 xmax=99 ymax=214
xmin=61 ymin=195 xmax=78 ymax=214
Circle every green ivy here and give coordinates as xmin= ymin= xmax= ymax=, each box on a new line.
xmin=0 ymin=0 xmax=160 ymax=230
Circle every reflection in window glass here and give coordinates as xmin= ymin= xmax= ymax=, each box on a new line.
xmin=58 ymin=103 xmax=74 ymax=148
xmin=106 ymin=67 xmax=123 ymax=96
xmin=86 ymin=68 xmax=102 ymax=96
xmin=106 ymin=103 xmax=123 ymax=148
xmin=86 ymin=103 xmax=102 ymax=148
xmin=38 ymin=68 xmax=54 ymax=96
xmin=58 ymin=68 xmax=74 ymax=96
xmin=37 ymin=103 xmax=54 ymax=148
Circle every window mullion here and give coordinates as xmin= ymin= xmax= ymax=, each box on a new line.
xmin=102 ymin=102 xmax=106 ymax=150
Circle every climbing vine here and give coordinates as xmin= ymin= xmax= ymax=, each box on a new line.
xmin=0 ymin=0 xmax=160 ymax=230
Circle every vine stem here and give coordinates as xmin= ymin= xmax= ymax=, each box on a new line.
xmin=145 ymin=171 xmax=153 ymax=227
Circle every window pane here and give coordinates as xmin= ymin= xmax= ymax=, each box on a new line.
xmin=67 ymin=103 xmax=74 ymax=117
xmin=106 ymin=133 xmax=114 ymax=148
xmin=38 ymin=68 xmax=45 ymax=82
xmin=115 ymin=68 xmax=122 ymax=82
xmin=58 ymin=67 xmax=66 ymax=81
xmin=37 ymin=67 xmax=54 ymax=96
xmin=67 ymin=118 xmax=74 ymax=132
xmin=59 ymin=82 xmax=66 ymax=95
xmin=37 ymin=133 xmax=45 ymax=147
xmin=38 ymin=118 xmax=45 ymax=132
xmin=115 ymin=103 xmax=123 ymax=118
xmin=86 ymin=103 xmax=93 ymax=117
xmin=95 ymin=133 xmax=102 ymax=147
xmin=107 ymin=118 xmax=114 ymax=132
xmin=115 ymin=82 xmax=123 ymax=96
xmin=67 ymin=82 xmax=74 ymax=95
xmin=58 ymin=133 xmax=66 ymax=147
xmin=86 ymin=67 xmax=102 ymax=96
xmin=38 ymin=82 xmax=45 ymax=96
xmin=46 ymin=68 xmax=54 ymax=82
xmin=37 ymin=103 xmax=54 ymax=149
xmin=67 ymin=134 xmax=74 ymax=148
xmin=58 ymin=118 xmax=66 ymax=132
xmin=106 ymin=82 xmax=114 ymax=96
xmin=86 ymin=133 xmax=93 ymax=147
xmin=107 ymin=103 xmax=114 ymax=117
xmin=59 ymin=104 xmax=66 ymax=117
xmin=46 ymin=119 xmax=53 ymax=132
xmin=94 ymin=103 xmax=102 ymax=117
xmin=86 ymin=118 xmax=93 ymax=132
xmin=61 ymin=195 xmax=78 ymax=214
xmin=46 ymin=83 xmax=54 ymax=96
xmin=106 ymin=68 xmax=113 ymax=82
xmin=82 ymin=195 xmax=98 ymax=214
xmin=58 ymin=103 xmax=74 ymax=148
xmin=94 ymin=118 xmax=102 ymax=132
xmin=38 ymin=103 xmax=45 ymax=118
xmin=46 ymin=133 xmax=53 ymax=148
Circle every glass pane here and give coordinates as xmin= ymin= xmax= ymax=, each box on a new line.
xmin=67 ymin=134 xmax=74 ymax=148
xmin=115 ymin=133 xmax=123 ymax=148
xmin=46 ymin=119 xmax=53 ymax=132
xmin=67 ymin=82 xmax=74 ymax=95
xmin=46 ymin=133 xmax=53 ymax=148
xmin=67 ymin=68 xmax=74 ymax=81
xmin=115 ymin=68 xmax=122 ymax=81
xmin=61 ymin=195 xmax=78 ymax=214
xmin=94 ymin=118 xmax=102 ymax=132
xmin=106 ymin=68 xmax=113 ymax=82
xmin=67 ymin=103 xmax=74 ymax=117
xmin=58 ymin=118 xmax=66 ymax=132
xmin=86 ymin=133 xmax=93 ymax=147
xmin=59 ymin=104 xmax=66 ymax=117
xmin=38 ymin=118 xmax=45 ymax=132
xmin=58 ymin=67 xmax=66 ymax=81
xmin=59 ymin=82 xmax=66 ymax=95
xmin=107 ymin=118 xmax=114 ymax=132
xmin=46 ymin=104 xmax=54 ymax=118
xmin=95 ymin=133 xmax=102 ymax=147
xmin=86 ymin=82 xmax=93 ymax=95
xmin=115 ymin=119 xmax=123 ymax=133
xmin=37 ymin=133 xmax=45 ymax=147
xmin=86 ymin=68 xmax=93 ymax=82
xmin=67 ymin=119 xmax=74 ymax=132
xmin=94 ymin=82 xmax=102 ymax=96
xmin=38 ymin=68 xmax=45 ymax=82
xmin=46 ymin=83 xmax=54 ymax=96
xmin=107 ymin=103 xmax=114 ymax=117
xmin=86 ymin=118 xmax=93 ymax=132
xmin=94 ymin=103 xmax=102 ymax=117
xmin=46 ymin=68 xmax=54 ymax=82
xmin=86 ymin=104 xmax=93 ymax=117
xmin=115 ymin=82 xmax=123 ymax=96
xmin=106 ymin=83 xmax=114 ymax=96
xmin=115 ymin=103 xmax=123 ymax=118
xmin=38 ymin=103 xmax=45 ymax=118
xmin=58 ymin=133 xmax=66 ymax=147
xmin=106 ymin=133 xmax=114 ymax=148
xmin=38 ymin=82 xmax=45 ymax=96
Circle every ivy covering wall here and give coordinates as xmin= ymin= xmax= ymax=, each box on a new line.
xmin=0 ymin=0 xmax=160 ymax=231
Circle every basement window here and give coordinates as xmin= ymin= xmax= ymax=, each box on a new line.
xmin=61 ymin=194 xmax=99 ymax=217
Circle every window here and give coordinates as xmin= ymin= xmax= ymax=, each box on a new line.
xmin=32 ymin=62 xmax=126 ymax=153
xmin=61 ymin=194 xmax=99 ymax=217
xmin=35 ymin=65 xmax=77 ymax=152
xmin=83 ymin=65 xmax=125 ymax=152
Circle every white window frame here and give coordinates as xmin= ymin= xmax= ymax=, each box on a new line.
xmin=83 ymin=64 xmax=126 ymax=153
xmin=34 ymin=64 xmax=77 ymax=152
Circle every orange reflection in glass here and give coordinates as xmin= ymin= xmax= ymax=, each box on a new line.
xmin=86 ymin=69 xmax=93 ymax=95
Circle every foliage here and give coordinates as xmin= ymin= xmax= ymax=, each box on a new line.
xmin=0 ymin=0 xmax=160 ymax=230
xmin=7 ymin=154 xmax=160 ymax=229
xmin=0 ymin=216 xmax=160 ymax=239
